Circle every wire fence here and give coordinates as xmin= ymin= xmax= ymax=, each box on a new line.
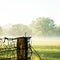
xmin=0 ymin=37 xmax=41 ymax=60
xmin=0 ymin=39 xmax=17 ymax=60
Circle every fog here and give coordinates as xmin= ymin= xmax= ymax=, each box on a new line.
xmin=31 ymin=36 xmax=60 ymax=46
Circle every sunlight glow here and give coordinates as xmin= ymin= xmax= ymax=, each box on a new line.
xmin=0 ymin=0 xmax=60 ymax=26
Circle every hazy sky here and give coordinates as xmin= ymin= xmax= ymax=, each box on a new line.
xmin=0 ymin=0 xmax=60 ymax=26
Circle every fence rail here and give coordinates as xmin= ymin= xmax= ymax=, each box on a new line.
xmin=0 ymin=37 xmax=31 ymax=60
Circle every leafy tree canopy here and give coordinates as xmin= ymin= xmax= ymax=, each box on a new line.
xmin=30 ymin=17 xmax=56 ymax=36
xmin=8 ymin=24 xmax=32 ymax=36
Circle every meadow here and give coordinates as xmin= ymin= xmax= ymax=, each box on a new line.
xmin=0 ymin=45 xmax=60 ymax=60
xmin=31 ymin=45 xmax=60 ymax=60
xmin=0 ymin=37 xmax=60 ymax=60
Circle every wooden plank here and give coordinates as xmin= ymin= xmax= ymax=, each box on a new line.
xmin=17 ymin=37 xmax=28 ymax=60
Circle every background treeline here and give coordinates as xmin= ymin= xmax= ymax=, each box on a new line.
xmin=0 ymin=17 xmax=60 ymax=36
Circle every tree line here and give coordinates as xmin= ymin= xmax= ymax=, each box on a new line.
xmin=0 ymin=17 xmax=60 ymax=36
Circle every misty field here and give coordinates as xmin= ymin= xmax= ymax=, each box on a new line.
xmin=31 ymin=45 xmax=60 ymax=60
xmin=0 ymin=37 xmax=60 ymax=60
xmin=0 ymin=46 xmax=60 ymax=60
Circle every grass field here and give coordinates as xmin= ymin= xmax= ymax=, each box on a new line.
xmin=0 ymin=37 xmax=60 ymax=60
xmin=31 ymin=45 xmax=60 ymax=60
xmin=0 ymin=45 xmax=60 ymax=60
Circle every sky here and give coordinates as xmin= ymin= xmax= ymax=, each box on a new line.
xmin=0 ymin=0 xmax=60 ymax=26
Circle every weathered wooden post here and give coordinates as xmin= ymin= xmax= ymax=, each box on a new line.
xmin=17 ymin=37 xmax=31 ymax=60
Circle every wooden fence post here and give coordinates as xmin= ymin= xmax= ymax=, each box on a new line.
xmin=17 ymin=37 xmax=31 ymax=60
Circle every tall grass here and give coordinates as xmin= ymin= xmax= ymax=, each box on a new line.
xmin=31 ymin=45 xmax=60 ymax=60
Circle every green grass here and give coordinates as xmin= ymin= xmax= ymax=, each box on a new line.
xmin=0 ymin=47 xmax=17 ymax=60
xmin=31 ymin=45 xmax=60 ymax=60
xmin=0 ymin=45 xmax=60 ymax=60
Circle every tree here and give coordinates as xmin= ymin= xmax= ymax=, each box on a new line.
xmin=8 ymin=24 xmax=32 ymax=36
xmin=30 ymin=17 xmax=56 ymax=36
xmin=54 ymin=26 xmax=60 ymax=36
xmin=0 ymin=26 xmax=3 ymax=36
